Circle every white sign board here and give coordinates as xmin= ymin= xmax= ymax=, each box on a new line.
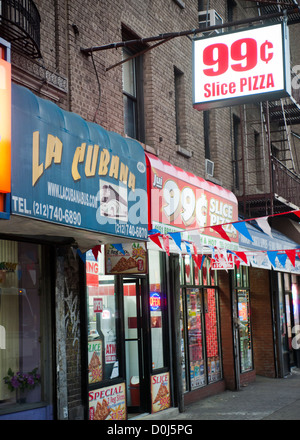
xmin=193 ymin=23 xmax=291 ymax=110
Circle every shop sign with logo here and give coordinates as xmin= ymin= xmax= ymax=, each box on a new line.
xmin=146 ymin=153 xmax=239 ymax=249
xmin=10 ymin=84 xmax=148 ymax=240
xmin=193 ymin=22 xmax=291 ymax=110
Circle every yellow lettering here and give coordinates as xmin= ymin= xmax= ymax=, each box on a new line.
xmin=32 ymin=131 xmax=43 ymax=186
xmin=45 ymin=134 xmax=63 ymax=169
xmin=119 ymin=162 xmax=129 ymax=185
xmin=98 ymin=148 xmax=110 ymax=176
xmin=71 ymin=143 xmax=86 ymax=181
xmin=109 ymin=155 xmax=120 ymax=180
xmin=85 ymin=144 xmax=99 ymax=177
xmin=128 ymin=172 xmax=136 ymax=192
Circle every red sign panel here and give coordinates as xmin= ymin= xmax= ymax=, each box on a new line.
xmin=0 ymin=57 xmax=11 ymax=193
xmin=146 ymin=153 xmax=238 ymax=243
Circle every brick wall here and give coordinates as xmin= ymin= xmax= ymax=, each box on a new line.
xmin=218 ymin=271 xmax=236 ymax=390
xmin=249 ymin=267 xmax=276 ymax=377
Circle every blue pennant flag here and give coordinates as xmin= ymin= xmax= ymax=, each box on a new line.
xmin=232 ymin=221 xmax=253 ymax=242
xmin=148 ymin=229 xmax=161 ymax=235
xmin=112 ymin=244 xmax=125 ymax=255
xmin=277 ymin=253 xmax=288 ymax=268
xmin=169 ymin=232 xmax=182 ymax=251
xmin=267 ymin=251 xmax=278 ymax=268
xmin=184 ymin=241 xmax=191 ymax=256
xmin=77 ymin=249 xmax=86 ymax=262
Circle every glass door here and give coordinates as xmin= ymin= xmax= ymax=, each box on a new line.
xmin=122 ymin=277 xmax=149 ymax=414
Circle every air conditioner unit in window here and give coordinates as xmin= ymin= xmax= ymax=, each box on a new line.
xmin=198 ymin=9 xmax=223 ymax=34
xmin=205 ymin=159 xmax=214 ymax=177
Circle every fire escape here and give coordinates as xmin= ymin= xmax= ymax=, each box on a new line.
xmin=237 ymin=1 xmax=300 ymax=220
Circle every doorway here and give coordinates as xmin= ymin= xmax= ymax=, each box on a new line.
xmin=122 ymin=276 xmax=150 ymax=415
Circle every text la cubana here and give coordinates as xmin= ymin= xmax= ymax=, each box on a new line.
xmin=32 ymin=131 xmax=136 ymax=191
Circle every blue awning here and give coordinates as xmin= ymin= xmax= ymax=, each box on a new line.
xmin=9 ymin=84 xmax=148 ymax=244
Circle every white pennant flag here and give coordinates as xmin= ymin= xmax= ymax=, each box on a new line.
xmin=255 ymin=216 xmax=273 ymax=237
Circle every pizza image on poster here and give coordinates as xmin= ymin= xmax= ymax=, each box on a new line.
xmin=151 ymin=372 xmax=171 ymax=413
xmin=89 ymin=383 xmax=126 ymax=420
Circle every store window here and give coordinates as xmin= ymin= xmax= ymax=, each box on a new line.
xmin=0 ymin=239 xmax=52 ymax=414
xmin=180 ymin=256 xmax=222 ymax=391
xmin=86 ymin=249 xmax=119 ymax=384
xmin=233 ymin=266 xmax=253 ymax=373
xmin=149 ymin=250 xmax=167 ymax=371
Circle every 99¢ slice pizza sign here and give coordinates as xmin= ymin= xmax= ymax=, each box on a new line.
xmin=193 ymin=23 xmax=291 ymax=110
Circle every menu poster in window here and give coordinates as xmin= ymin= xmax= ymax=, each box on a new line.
xmin=105 ymin=242 xmax=147 ymax=274
xmin=88 ymin=340 xmax=103 ymax=384
xmin=89 ymin=383 xmax=126 ymax=420
xmin=151 ymin=372 xmax=170 ymax=413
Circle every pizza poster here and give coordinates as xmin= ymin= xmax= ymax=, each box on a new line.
xmin=89 ymin=383 xmax=126 ymax=420
xmin=151 ymin=372 xmax=171 ymax=413
xmin=88 ymin=340 xmax=103 ymax=384
xmin=105 ymin=242 xmax=147 ymax=275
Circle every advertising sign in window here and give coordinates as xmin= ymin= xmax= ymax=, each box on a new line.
xmin=0 ymin=57 xmax=11 ymax=194
xmin=89 ymin=383 xmax=126 ymax=420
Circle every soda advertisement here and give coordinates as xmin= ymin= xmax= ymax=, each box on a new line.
xmin=151 ymin=372 xmax=171 ymax=413
xmin=89 ymin=383 xmax=126 ymax=420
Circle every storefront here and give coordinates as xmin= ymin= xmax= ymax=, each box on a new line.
xmin=145 ymin=153 xmax=239 ymax=407
xmin=0 ymin=82 xmax=148 ymax=420
xmin=238 ymin=221 xmax=300 ymax=379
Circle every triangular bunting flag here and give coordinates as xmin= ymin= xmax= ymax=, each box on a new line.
xmin=285 ymin=249 xmax=296 ymax=267
xmin=232 ymin=221 xmax=253 ymax=242
xmin=149 ymin=233 xmax=163 ymax=249
xmin=184 ymin=241 xmax=192 ymax=256
xmin=255 ymin=216 xmax=273 ymax=237
xmin=162 ymin=234 xmax=170 ymax=256
xmin=277 ymin=253 xmax=288 ymax=268
xmin=168 ymin=232 xmax=182 ymax=252
xmin=211 ymin=224 xmax=231 ymax=242
xmin=234 ymin=256 xmax=241 ymax=269
xmin=148 ymin=228 xmax=161 ymax=235
xmin=92 ymin=245 xmax=102 ymax=261
xmin=77 ymin=249 xmax=86 ymax=262
xmin=267 ymin=251 xmax=278 ymax=268
xmin=235 ymin=251 xmax=248 ymax=265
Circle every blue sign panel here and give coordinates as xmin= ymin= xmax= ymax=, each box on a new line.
xmin=10 ymin=84 xmax=148 ymax=240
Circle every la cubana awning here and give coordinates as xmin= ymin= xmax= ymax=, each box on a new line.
xmin=4 ymin=84 xmax=148 ymax=249
xmin=145 ymin=152 xmax=239 ymax=251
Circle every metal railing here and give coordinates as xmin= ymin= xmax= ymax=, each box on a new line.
xmin=0 ymin=0 xmax=41 ymax=58
xmin=272 ymin=156 xmax=300 ymax=208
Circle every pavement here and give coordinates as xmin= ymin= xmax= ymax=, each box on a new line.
xmin=141 ymin=367 xmax=300 ymax=421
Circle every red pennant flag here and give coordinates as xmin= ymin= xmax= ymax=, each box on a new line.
xmin=235 ymin=252 xmax=248 ymax=265
xmin=211 ymin=224 xmax=231 ymax=242
xmin=162 ymin=234 xmax=170 ymax=256
xmin=234 ymin=256 xmax=241 ymax=269
xmin=92 ymin=245 xmax=101 ymax=261
xmin=149 ymin=233 xmax=163 ymax=249
xmin=192 ymin=243 xmax=198 ymax=256
xmin=285 ymin=249 xmax=296 ymax=267
xmin=292 ymin=210 xmax=300 ymax=218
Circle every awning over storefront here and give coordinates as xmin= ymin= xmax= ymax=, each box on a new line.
xmin=0 ymin=84 xmax=148 ymax=250
xmin=239 ymin=220 xmax=300 ymax=274
xmin=146 ymin=152 xmax=239 ymax=252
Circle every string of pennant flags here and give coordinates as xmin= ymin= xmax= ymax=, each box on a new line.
xmin=78 ymin=208 xmax=300 ymax=272
xmin=147 ymin=208 xmax=300 ymax=271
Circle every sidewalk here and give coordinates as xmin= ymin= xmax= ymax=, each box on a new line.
xmin=144 ymin=368 xmax=300 ymax=421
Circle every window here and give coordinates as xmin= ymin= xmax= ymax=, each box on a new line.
xmin=233 ymin=266 xmax=253 ymax=373
xmin=122 ymin=28 xmax=145 ymax=143
xmin=149 ymin=250 xmax=168 ymax=370
xmin=0 ymin=240 xmax=52 ymax=413
xmin=180 ymin=256 xmax=222 ymax=391
xmin=86 ymin=249 xmax=120 ymax=384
